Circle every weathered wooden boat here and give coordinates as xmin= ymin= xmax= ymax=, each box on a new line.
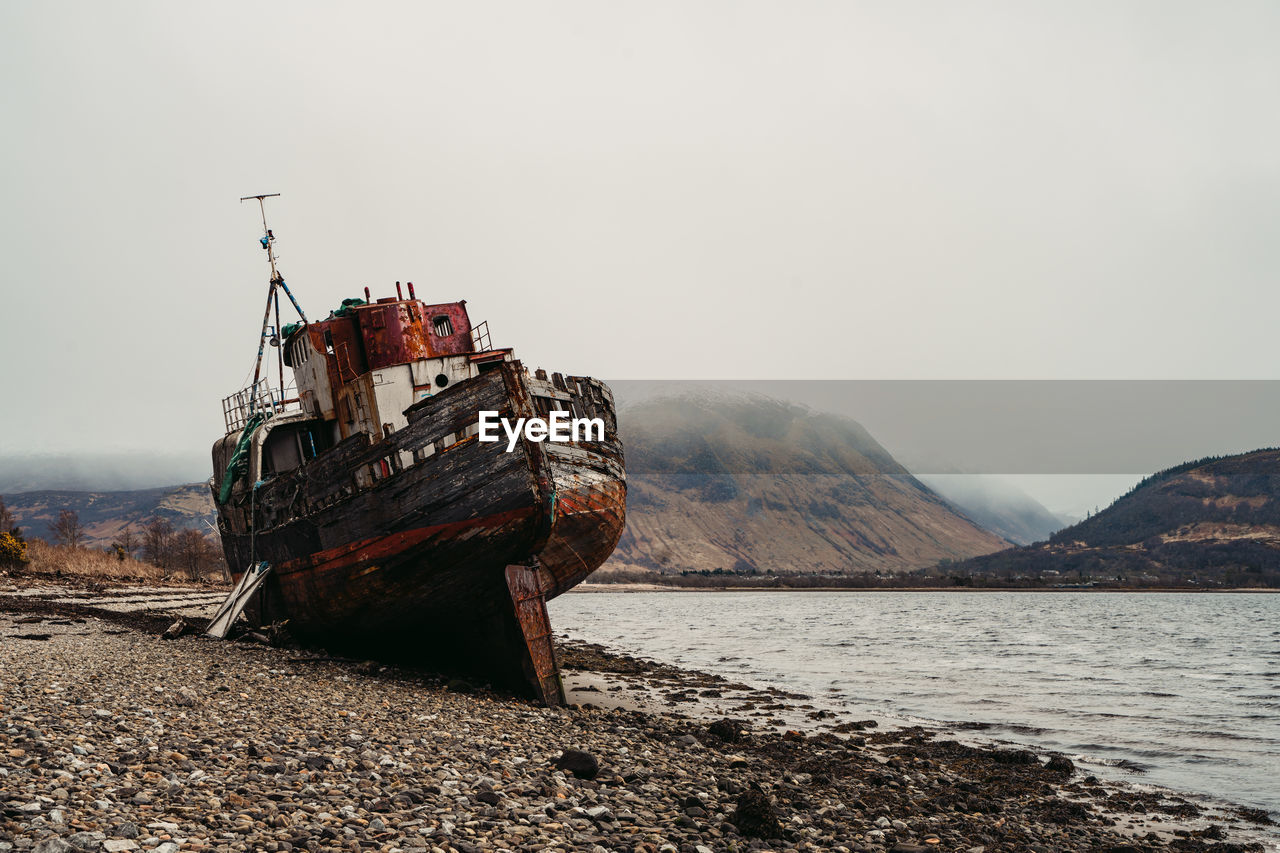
xmin=208 ymin=197 xmax=625 ymax=704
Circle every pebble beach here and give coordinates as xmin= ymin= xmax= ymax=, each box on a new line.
xmin=1 ymin=580 xmax=1274 ymax=853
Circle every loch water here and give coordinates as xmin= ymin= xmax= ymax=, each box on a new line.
xmin=549 ymin=591 xmax=1280 ymax=816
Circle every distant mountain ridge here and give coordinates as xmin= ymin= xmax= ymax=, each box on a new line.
xmin=2 ymin=484 xmax=215 ymax=546
xmin=943 ymin=449 xmax=1280 ymax=585
xmin=606 ymin=394 xmax=1009 ymax=575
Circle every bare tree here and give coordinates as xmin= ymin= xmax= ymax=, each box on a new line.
xmin=52 ymin=509 xmax=85 ymax=549
xmin=0 ymin=497 xmax=13 ymax=534
xmin=111 ymin=524 xmax=138 ymax=562
xmin=141 ymin=516 xmax=175 ymax=570
xmin=173 ymin=528 xmax=203 ymax=580
xmin=172 ymin=528 xmax=223 ymax=581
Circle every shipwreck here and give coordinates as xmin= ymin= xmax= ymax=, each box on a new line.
xmin=208 ymin=196 xmax=626 ymax=704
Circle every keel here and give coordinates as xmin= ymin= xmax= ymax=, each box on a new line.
xmin=503 ymin=563 xmax=565 ymax=706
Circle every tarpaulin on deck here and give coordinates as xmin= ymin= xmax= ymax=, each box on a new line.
xmin=217 ymin=414 xmax=267 ymax=504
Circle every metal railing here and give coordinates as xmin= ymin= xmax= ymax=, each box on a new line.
xmin=471 ymin=320 xmax=493 ymax=352
xmin=222 ymin=380 xmax=293 ymax=433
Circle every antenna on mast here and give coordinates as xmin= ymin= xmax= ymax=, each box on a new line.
xmin=241 ymin=193 xmax=283 ymax=283
xmin=240 ymin=193 xmax=309 ymax=405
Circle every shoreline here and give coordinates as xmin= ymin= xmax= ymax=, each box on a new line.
xmin=1 ymin=578 xmax=1276 ymax=853
xmin=4 ymin=570 xmax=1276 ymax=595
xmin=572 ymin=583 xmax=1280 ymax=594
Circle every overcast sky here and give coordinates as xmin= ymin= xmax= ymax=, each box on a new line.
xmin=2 ymin=2 xmax=1278 ymax=510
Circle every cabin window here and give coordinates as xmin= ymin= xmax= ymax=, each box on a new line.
xmin=323 ymin=329 xmax=335 ymax=355
xmin=432 ymin=315 xmax=454 ymax=337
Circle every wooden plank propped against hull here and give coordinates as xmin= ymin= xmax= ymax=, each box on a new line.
xmin=504 ymin=563 xmax=565 ymax=706
xmin=206 ymin=561 xmax=273 ymax=639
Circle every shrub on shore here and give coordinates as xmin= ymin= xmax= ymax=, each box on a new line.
xmin=0 ymin=531 xmax=27 ymax=570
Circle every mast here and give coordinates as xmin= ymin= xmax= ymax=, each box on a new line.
xmin=240 ymin=194 xmax=308 ymax=406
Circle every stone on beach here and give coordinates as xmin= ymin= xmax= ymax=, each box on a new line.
xmin=707 ymin=717 xmax=745 ymax=742
xmin=553 ymin=747 xmax=600 ymax=779
xmin=1046 ymin=754 xmax=1076 ymax=775
xmin=31 ymin=841 xmax=74 ymax=853
xmin=159 ymin=619 xmax=189 ymax=640
xmin=731 ymin=785 xmax=782 ymax=838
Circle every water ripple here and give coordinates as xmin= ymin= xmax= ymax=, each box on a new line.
xmin=551 ymin=590 xmax=1280 ymax=814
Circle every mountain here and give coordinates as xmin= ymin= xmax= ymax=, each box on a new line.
xmin=941 ymin=449 xmax=1280 ymax=586
xmin=918 ymin=475 xmax=1068 ymax=545
xmin=605 ymin=394 xmax=1010 ymax=576
xmin=1 ymin=484 xmax=216 ymax=547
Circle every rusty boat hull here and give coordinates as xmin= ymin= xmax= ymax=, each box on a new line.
xmin=212 ymin=364 xmax=624 ymax=702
